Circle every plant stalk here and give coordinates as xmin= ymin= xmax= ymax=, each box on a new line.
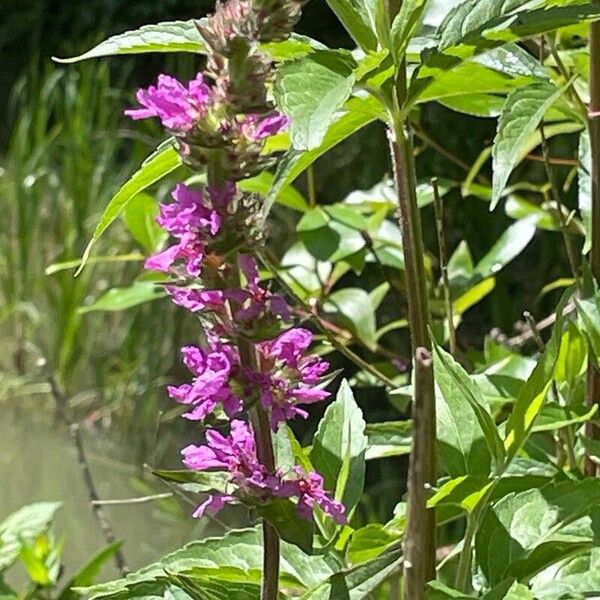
xmin=432 ymin=178 xmax=457 ymax=356
xmin=586 ymin=3 xmax=600 ymax=477
xmin=233 ymin=255 xmax=280 ymax=600
xmin=389 ymin=57 xmax=437 ymax=597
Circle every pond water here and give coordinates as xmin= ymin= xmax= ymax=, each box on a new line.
xmin=0 ymin=409 xmax=207 ymax=583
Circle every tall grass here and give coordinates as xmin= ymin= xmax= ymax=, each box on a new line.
xmin=0 ymin=60 xmax=187 ymax=463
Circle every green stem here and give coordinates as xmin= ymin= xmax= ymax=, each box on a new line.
xmin=454 ymin=516 xmax=476 ymax=593
xmin=586 ymin=1 xmax=600 ymax=477
xmin=432 ymin=178 xmax=457 ymax=356
xmin=389 ymin=57 xmax=436 ymax=596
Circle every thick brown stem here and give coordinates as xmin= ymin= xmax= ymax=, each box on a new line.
xmin=586 ymin=5 xmax=600 ymax=477
xmin=388 ymin=63 xmax=436 ymax=592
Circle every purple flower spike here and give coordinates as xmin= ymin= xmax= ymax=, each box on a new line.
xmin=256 ymin=328 xmax=331 ymax=430
xmin=125 ymin=73 xmax=212 ymax=133
xmin=226 ymin=254 xmax=290 ymax=325
xmin=168 ymin=338 xmax=242 ymax=421
xmin=144 ymin=184 xmax=221 ymax=276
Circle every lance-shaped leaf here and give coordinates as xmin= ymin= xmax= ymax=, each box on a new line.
xmin=503 ymin=292 xmax=568 ymax=461
xmin=391 ymin=0 xmax=428 ymax=60
xmin=54 ymin=21 xmax=206 ymax=62
xmin=79 ymin=282 xmax=166 ymax=313
xmin=579 ymin=129 xmax=592 ymax=254
xmin=408 ymin=2 xmax=600 ymax=105
xmin=324 ymin=0 xmax=378 ymax=52
xmin=275 ymin=50 xmax=357 ymax=150
xmin=433 ymin=340 xmax=505 ymax=476
xmin=76 ymin=143 xmax=182 ymax=275
xmin=301 ymin=543 xmax=402 ymax=599
xmin=491 ymin=82 xmax=565 ymax=210
xmin=310 ymin=380 xmax=367 ymax=515
xmin=55 ymin=19 xmax=323 ymax=63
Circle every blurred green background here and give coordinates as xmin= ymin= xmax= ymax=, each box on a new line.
xmin=0 ymin=0 xmax=576 ymax=580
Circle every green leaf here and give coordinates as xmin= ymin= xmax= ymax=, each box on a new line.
xmin=391 ymin=0 xmax=428 ymax=60
xmin=347 ymin=524 xmax=395 ymax=565
xmin=504 ymin=292 xmax=568 ymax=461
xmin=123 ymin=192 xmax=166 ymax=253
xmin=297 ymin=206 xmax=367 ymax=263
xmin=0 ymin=503 xmax=61 ymax=570
xmin=301 ymin=544 xmax=402 ymax=599
xmin=323 ymin=288 xmax=377 ymax=348
xmin=577 ymin=292 xmax=600 ymax=364
xmin=531 ymin=547 xmax=600 ymax=599
xmin=433 ymin=341 xmax=505 ymax=476
xmin=410 ymin=3 xmax=600 ymax=106
xmin=475 ymin=217 xmax=538 ymax=277
xmin=275 ymin=50 xmax=356 ymax=150
xmin=476 ymin=479 xmax=600 ymax=586
xmin=77 ymin=143 xmax=182 ymax=274
xmin=365 ymin=420 xmax=412 ymax=460
xmin=153 ymin=469 xmax=230 ymax=495
xmin=264 ymin=95 xmax=383 ymax=214
xmin=324 ymin=0 xmax=378 ymax=52
xmin=257 ymin=499 xmax=314 ymax=554
xmin=55 ymin=20 xmax=323 ymax=63
xmin=79 ymin=281 xmax=166 ymax=313
xmin=429 ymin=580 xmax=535 ymax=600
xmin=80 ymin=528 xmax=334 ymax=600
xmin=453 ymin=277 xmax=496 ymax=316
xmin=579 ymin=129 xmax=592 ymax=254
xmin=53 ymin=20 xmax=205 ymax=62
xmin=310 ymin=380 xmax=367 ymax=514
xmin=438 ymin=1 xmax=600 ymax=57
xmin=59 ymin=543 xmax=125 ymax=600
xmin=239 ymin=172 xmax=308 ymax=212
xmin=426 ymin=581 xmax=473 ymax=599
xmin=554 ymin=322 xmax=586 ymax=384
xmin=491 ymin=83 xmax=565 ymax=210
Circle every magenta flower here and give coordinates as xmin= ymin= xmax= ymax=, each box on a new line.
xmin=242 ymin=112 xmax=290 ymax=140
xmin=144 ymin=184 xmax=221 ymax=276
xmin=182 ymin=421 xmax=346 ymax=524
xmin=168 ymin=338 xmax=242 ymax=420
xmin=256 ymin=328 xmax=331 ymax=430
xmin=125 ymin=73 xmax=212 ymax=133
xmin=166 ymin=286 xmax=225 ymax=313
xmin=277 ymin=468 xmax=347 ymax=525
xmin=227 ymin=254 xmax=290 ymax=324
xmin=182 ymin=420 xmax=274 ymax=517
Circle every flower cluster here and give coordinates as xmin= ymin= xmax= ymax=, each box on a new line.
xmin=126 ymin=0 xmax=346 ymax=526
xmin=182 ymin=420 xmax=346 ymax=524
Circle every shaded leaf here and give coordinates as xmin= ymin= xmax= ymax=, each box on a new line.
xmin=79 ymin=282 xmax=166 ymax=313
xmin=310 ymin=380 xmax=367 ymax=514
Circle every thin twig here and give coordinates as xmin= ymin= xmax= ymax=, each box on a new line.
xmin=45 ymin=367 xmax=130 ymax=576
xmin=257 ymin=251 xmax=400 ymax=389
xmin=523 ymin=311 xmax=545 ymax=351
xmin=502 ymin=301 xmax=575 ymax=348
xmin=539 ymin=121 xmax=580 ymax=280
xmin=432 ymin=178 xmax=457 ymax=356
xmin=91 ymin=493 xmax=173 ymax=506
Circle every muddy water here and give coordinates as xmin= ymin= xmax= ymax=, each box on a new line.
xmin=0 ymin=409 xmax=206 ymax=582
